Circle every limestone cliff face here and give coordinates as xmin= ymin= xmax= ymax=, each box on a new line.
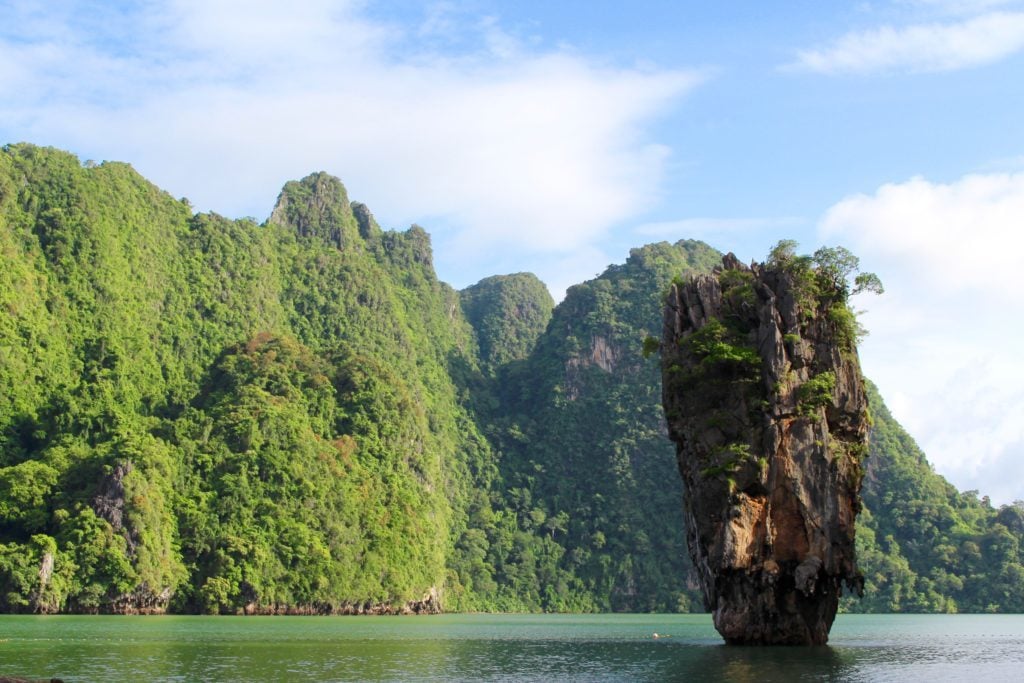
xmin=661 ymin=253 xmax=867 ymax=645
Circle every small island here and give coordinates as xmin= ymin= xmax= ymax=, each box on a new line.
xmin=660 ymin=244 xmax=880 ymax=645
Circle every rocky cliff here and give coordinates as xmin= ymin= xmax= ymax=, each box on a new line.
xmin=660 ymin=252 xmax=868 ymax=644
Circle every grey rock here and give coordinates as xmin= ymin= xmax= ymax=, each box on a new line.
xmin=661 ymin=253 xmax=867 ymax=645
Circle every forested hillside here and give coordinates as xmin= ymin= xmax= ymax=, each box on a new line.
xmin=480 ymin=241 xmax=720 ymax=612
xmin=1 ymin=144 xmax=1021 ymax=614
xmin=846 ymin=383 xmax=1024 ymax=613
xmin=0 ymin=144 xmax=508 ymax=613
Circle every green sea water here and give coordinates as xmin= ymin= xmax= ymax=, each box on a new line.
xmin=2 ymin=613 xmax=1023 ymax=682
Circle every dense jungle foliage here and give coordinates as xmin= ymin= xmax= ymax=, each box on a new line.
xmin=1 ymin=144 xmax=1021 ymax=614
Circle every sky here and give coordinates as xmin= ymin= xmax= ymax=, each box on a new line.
xmin=1 ymin=0 xmax=1022 ymax=504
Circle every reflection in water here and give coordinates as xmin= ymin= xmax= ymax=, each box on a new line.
xmin=1 ymin=614 xmax=1023 ymax=682
xmin=671 ymin=643 xmax=856 ymax=683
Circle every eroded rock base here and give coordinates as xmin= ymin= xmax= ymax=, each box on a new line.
xmin=714 ymin=569 xmax=842 ymax=645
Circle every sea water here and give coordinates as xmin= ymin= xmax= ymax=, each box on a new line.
xmin=1 ymin=613 xmax=1023 ymax=682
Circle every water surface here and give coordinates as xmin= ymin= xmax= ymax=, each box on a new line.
xmin=2 ymin=613 xmax=1022 ymax=681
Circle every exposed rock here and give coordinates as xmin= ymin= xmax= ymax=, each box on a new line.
xmin=565 ymin=334 xmax=621 ymax=399
xmin=37 ymin=551 xmax=53 ymax=592
xmin=351 ymin=201 xmax=382 ymax=240
xmin=238 ymin=586 xmax=442 ymax=616
xmin=661 ymin=254 xmax=867 ymax=645
xmin=33 ymin=550 xmax=54 ymax=614
xmin=93 ymin=461 xmax=133 ymax=547
xmin=91 ymin=462 xmax=174 ymax=614
xmin=107 ymin=585 xmax=174 ymax=615
xmin=28 ymin=545 xmax=59 ymax=615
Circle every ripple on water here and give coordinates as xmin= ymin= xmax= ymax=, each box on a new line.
xmin=1 ymin=613 xmax=1023 ymax=682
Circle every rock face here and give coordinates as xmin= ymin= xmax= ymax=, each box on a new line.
xmin=660 ymin=253 xmax=867 ymax=645
xmin=238 ymin=586 xmax=443 ymax=616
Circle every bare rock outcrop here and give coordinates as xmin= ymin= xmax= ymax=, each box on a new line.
xmin=90 ymin=462 xmax=175 ymax=614
xmin=238 ymin=586 xmax=442 ymax=615
xmin=661 ymin=253 xmax=867 ymax=645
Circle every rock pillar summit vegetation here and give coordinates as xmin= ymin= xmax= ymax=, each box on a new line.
xmin=659 ymin=243 xmax=881 ymax=644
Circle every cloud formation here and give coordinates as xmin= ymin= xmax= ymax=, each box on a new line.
xmin=0 ymin=0 xmax=701 ymax=278
xmin=793 ymin=10 xmax=1024 ymax=74
xmin=819 ymin=173 xmax=1024 ymax=504
xmin=633 ymin=216 xmax=803 ymax=239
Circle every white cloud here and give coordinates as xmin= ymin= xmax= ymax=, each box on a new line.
xmin=820 ymin=173 xmax=1024 ymax=504
xmin=629 ymin=217 xmax=807 ymax=273
xmin=536 ymin=246 xmax=616 ymax=304
xmin=0 ymin=0 xmax=702 ymax=273
xmin=633 ymin=216 xmax=803 ymax=238
xmin=792 ymin=10 xmax=1024 ymax=73
xmin=821 ymin=173 xmax=1024 ymax=295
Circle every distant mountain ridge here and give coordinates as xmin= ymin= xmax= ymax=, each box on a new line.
xmin=0 ymin=143 xmax=1020 ymax=614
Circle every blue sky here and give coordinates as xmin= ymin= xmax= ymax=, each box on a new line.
xmin=2 ymin=0 xmax=1023 ymax=503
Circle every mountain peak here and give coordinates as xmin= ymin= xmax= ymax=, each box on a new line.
xmin=269 ymin=172 xmax=358 ymax=249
